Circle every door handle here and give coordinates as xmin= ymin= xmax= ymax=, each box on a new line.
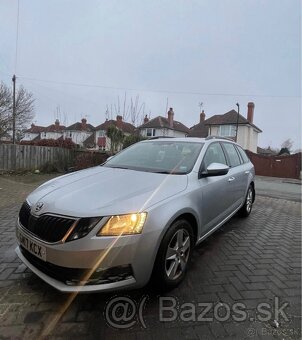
xmin=228 ymin=177 xmax=235 ymax=182
xmin=244 ymin=171 xmax=250 ymax=175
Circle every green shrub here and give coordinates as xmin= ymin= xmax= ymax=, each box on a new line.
xmin=123 ymin=135 xmax=145 ymax=149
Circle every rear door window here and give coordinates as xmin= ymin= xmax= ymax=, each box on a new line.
xmin=222 ymin=143 xmax=241 ymax=167
xmin=236 ymin=146 xmax=250 ymax=163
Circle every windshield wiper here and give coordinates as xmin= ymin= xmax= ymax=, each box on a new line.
xmin=105 ymin=165 xmax=130 ymax=170
xmin=152 ymin=170 xmax=181 ymax=174
xmin=151 ymin=170 xmax=186 ymax=175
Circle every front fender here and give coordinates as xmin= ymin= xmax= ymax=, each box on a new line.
xmin=135 ymin=193 xmax=201 ymax=283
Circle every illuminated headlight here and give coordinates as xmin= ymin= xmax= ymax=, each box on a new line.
xmin=98 ymin=213 xmax=147 ymax=236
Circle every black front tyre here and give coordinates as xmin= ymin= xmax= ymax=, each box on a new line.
xmin=239 ymin=185 xmax=254 ymax=217
xmin=152 ymin=219 xmax=194 ymax=292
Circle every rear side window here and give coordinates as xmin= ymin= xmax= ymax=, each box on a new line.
xmin=203 ymin=142 xmax=227 ymax=169
xmin=236 ymin=146 xmax=250 ymax=163
xmin=222 ymin=143 xmax=241 ymax=167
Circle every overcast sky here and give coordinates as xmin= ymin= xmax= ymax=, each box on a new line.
xmin=0 ymin=0 xmax=301 ymax=149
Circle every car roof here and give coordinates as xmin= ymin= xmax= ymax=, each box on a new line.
xmin=143 ymin=137 xmax=238 ymax=145
xmin=143 ymin=137 xmax=206 ymax=143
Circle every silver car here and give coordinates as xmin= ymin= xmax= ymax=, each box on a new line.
xmin=15 ymin=137 xmax=255 ymax=292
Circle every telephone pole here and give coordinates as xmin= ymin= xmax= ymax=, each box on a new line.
xmin=12 ymin=74 xmax=16 ymax=144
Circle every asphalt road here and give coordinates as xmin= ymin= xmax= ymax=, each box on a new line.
xmin=255 ymin=176 xmax=301 ymax=202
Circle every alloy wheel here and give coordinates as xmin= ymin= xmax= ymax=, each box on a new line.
xmin=246 ymin=188 xmax=253 ymax=212
xmin=165 ymin=228 xmax=190 ymax=280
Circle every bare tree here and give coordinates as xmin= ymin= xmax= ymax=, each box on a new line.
xmin=106 ymin=93 xmax=149 ymax=126
xmin=0 ymin=82 xmax=35 ymax=139
xmin=281 ymin=138 xmax=293 ymax=152
xmin=0 ymin=82 xmax=12 ymax=134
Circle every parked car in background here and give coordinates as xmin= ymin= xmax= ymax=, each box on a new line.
xmin=15 ymin=137 xmax=255 ymax=292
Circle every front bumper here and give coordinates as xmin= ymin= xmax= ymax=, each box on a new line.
xmin=15 ymin=217 xmax=160 ymax=293
xmin=15 ymin=246 xmax=137 ymax=293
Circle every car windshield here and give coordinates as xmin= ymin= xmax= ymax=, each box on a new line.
xmin=103 ymin=141 xmax=204 ymax=174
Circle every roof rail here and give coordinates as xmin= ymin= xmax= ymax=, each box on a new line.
xmin=149 ymin=136 xmax=175 ymax=140
xmin=205 ymin=136 xmax=234 ymax=142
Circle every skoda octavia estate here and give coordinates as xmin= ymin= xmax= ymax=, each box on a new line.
xmin=16 ymin=137 xmax=255 ymax=292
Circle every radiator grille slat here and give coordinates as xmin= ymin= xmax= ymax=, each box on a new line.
xmin=18 ymin=201 xmax=75 ymax=243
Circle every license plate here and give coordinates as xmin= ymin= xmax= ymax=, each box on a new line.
xmin=17 ymin=228 xmax=46 ymax=261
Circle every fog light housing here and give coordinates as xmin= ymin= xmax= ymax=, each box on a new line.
xmin=65 ymin=264 xmax=134 ymax=286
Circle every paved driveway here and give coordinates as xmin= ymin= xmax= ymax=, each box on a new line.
xmin=0 ymin=174 xmax=301 ymax=339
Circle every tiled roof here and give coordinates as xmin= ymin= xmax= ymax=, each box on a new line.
xmin=95 ymin=120 xmax=135 ymax=134
xmin=66 ymin=122 xmax=94 ymax=132
xmin=25 ymin=125 xmax=45 ymax=133
xmin=138 ymin=116 xmax=189 ymax=133
xmin=83 ymin=133 xmax=96 ymax=148
xmin=188 ymin=122 xmax=208 ymax=138
xmin=44 ymin=124 xmax=66 ymax=132
xmin=204 ymin=110 xmax=262 ymax=132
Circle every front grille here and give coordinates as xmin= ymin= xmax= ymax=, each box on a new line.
xmin=19 ymin=201 xmax=31 ymax=229
xmin=18 ymin=202 xmax=75 ymax=243
xmin=20 ymin=247 xmax=134 ymax=285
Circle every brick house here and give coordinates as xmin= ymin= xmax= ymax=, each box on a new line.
xmin=64 ymin=118 xmax=94 ymax=147
xmin=138 ymin=108 xmax=189 ymax=138
xmin=40 ymin=119 xmax=65 ymax=140
xmin=93 ymin=115 xmax=135 ymax=151
xmin=187 ymin=110 xmax=208 ymax=138
xmin=188 ymin=102 xmax=262 ymax=153
xmin=22 ymin=124 xmax=45 ymax=142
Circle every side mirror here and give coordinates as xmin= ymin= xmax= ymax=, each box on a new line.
xmin=200 ymin=162 xmax=229 ymax=178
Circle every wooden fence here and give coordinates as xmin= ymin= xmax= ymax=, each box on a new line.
xmin=246 ymin=151 xmax=302 ymax=179
xmin=0 ymin=144 xmax=75 ymax=171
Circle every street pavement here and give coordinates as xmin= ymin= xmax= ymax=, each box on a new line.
xmin=0 ymin=174 xmax=301 ymax=339
xmin=255 ymin=176 xmax=301 ymax=202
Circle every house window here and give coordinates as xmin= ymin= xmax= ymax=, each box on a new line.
xmin=99 ymin=130 xmax=105 ymax=137
xmin=146 ymin=128 xmax=156 ymax=137
xmin=218 ymin=125 xmax=236 ymax=137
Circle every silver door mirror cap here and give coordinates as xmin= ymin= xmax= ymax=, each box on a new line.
xmin=201 ymin=163 xmax=229 ymax=177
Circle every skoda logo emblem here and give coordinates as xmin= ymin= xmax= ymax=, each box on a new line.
xmin=35 ymin=202 xmax=44 ymax=212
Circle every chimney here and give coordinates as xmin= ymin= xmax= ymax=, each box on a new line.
xmin=247 ymin=102 xmax=255 ymax=123
xmin=81 ymin=118 xmax=87 ymax=130
xmin=200 ymin=110 xmax=205 ymax=123
xmin=116 ymin=115 xmax=123 ymax=128
xmin=55 ymin=119 xmax=60 ymax=129
xmin=31 ymin=123 xmax=35 ymax=128
xmin=144 ymin=115 xmax=149 ymax=124
xmin=167 ymin=107 xmax=174 ymax=128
